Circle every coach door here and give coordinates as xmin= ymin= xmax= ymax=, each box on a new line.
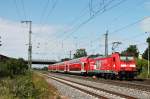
xmin=64 ymin=65 xmax=66 ymax=72
xmin=67 ymin=65 xmax=70 ymax=72
xmin=96 ymin=60 xmax=101 ymax=69
xmin=81 ymin=62 xmax=85 ymax=72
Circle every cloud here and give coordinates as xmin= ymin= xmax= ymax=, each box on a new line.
xmin=0 ymin=17 xmax=73 ymax=60
xmin=140 ymin=16 xmax=150 ymax=32
xmin=0 ymin=17 xmax=115 ymax=61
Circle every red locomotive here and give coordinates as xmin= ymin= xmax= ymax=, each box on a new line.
xmin=93 ymin=52 xmax=136 ymax=79
xmin=48 ymin=52 xmax=137 ymax=79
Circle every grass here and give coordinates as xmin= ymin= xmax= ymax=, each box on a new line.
xmin=136 ymin=58 xmax=150 ymax=78
xmin=0 ymin=72 xmax=61 ymax=99
xmin=32 ymin=72 xmax=60 ymax=99
xmin=0 ymin=75 xmax=33 ymax=99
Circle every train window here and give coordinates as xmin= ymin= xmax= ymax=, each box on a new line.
xmin=127 ymin=56 xmax=134 ymax=60
xmin=120 ymin=56 xmax=134 ymax=61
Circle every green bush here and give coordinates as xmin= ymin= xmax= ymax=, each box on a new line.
xmin=0 ymin=58 xmax=28 ymax=77
xmin=136 ymin=58 xmax=149 ymax=78
xmin=0 ymin=62 xmax=9 ymax=77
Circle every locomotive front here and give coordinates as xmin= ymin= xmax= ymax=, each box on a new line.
xmin=118 ymin=55 xmax=137 ymax=79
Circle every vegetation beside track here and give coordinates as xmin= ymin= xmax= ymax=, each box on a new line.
xmin=136 ymin=58 xmax=150 ymax=78
xmin=0 ymin=72 xmax=35 ymax=99
xmin=0 ymin=58 xmax=61 ymax=99
xmin=0 ymin=72 xmax=60 ymax=99
xmin=0 ymin=58 xmax=28 ymax=77
xmin=32 ymin=72 xmax=61 ymax=99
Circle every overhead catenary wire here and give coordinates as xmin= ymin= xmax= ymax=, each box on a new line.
xmin=39 ymin=0 xmax=58 ymax=33
xmin=53 ymin=0 xmax=111 ymax=40
xmin=122 ymin=33 xmax=146 ymax=42
xmin=66 ymin=0 xmax=146 ymax=49
xmin=46 ymin=0 xmax=58 ymax=20
xmin=110 ymin=17 xmax=147 ymax=35
xmin=86 ymin=30 xmax=147 ymax=55
xmin=34 ymin=0 xmax=146 ymax=58
xmin=46 ymin=0 xmax=124 ymax=54
xmin=105 ymin=0 xmax=146 ymax=29
xmin=41 ymin=0 xmax=123 ymax=50
xmin=37 ymin=1 xmax=90 ymax=50
xmin=83 ymin=16 xmax=149 ymax=47
xmin=55 ymin=0 xmax=111 ymax=39
xmin=106 ymin=17 xmax=149 ymax=49
xmin=21 ymin=0 xmax=27 ymax=20
xmin=33 ymin=0 xmax=51 ymax=46
xmin=48 ymin=0 xmax=116 ymax=42
xmin=39 ymin=0 xmax=50 ymax=25
xmin=54 ymin=3 xmax=89 ymax=38
xmin=34 ymin=0 xmax=58 ymax=54
xmin=32 ymin=0 xmax=58 ymax=37
xmin=62 ymin=0 xmax=126 ymax=40
xmin=44 ymin=0 xmax=128 ymax=58
xmin=13 ymin=0 xmax=22 ymax=20
xmin=47 ymin=15 xmax=147 ymax=58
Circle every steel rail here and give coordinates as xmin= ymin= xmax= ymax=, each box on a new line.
xmin=41 ymin=73 xmax=137 ymax=99
xmin=48 ymin=72 xmax=150 ymax=92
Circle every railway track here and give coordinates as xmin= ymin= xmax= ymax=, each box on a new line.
xmin=102 ymin=79 xmax=150 ymax=92
xmin=48 ymin=72 xmax=150 ymax=92
xmin=41 ymin=73 xmax=137 ymax=99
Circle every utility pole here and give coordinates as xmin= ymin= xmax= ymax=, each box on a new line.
xmin=69 ymin=50 xmax=72 ymax=59
xmin=146 ymin=32 xmax=150 ymax=78
xmin=104 ymin=30 xmax=108 ymax=56
xmin=112 ymin=41 xmax=122 ymax=53
xmin=21 ymin=21 xmax=32 ymax=70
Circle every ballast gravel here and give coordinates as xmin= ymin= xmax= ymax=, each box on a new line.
xmin=49 ymin=73 xmax=150 ymax=99
xmin=46 ymin=78 xmax=97 ymax=99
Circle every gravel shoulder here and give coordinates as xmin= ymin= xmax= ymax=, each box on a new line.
xmin=48 ymin=73 xmax=150 ymax=99
xmin=45 ymin=77 xmax=97 ymax=99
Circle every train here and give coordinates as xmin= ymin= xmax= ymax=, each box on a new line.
xmin=48 ymin=52 xmax=137 ymax=79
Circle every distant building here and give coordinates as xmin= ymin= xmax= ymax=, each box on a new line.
xmin=0 ymin=54 xmax=9 ymax=61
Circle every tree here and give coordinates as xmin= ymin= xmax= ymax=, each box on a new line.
xmin=121 ymin=45 xmax=139 ymax=57
xmin=0 ymin=58 xmax=28 ymax=77
xmin=42 ymin=67 xmax=48 ymax=71
xmin=147 ymin=37 xmax=150 ymax=44
xmin=73 ymin=48 xmax=87 ymax=59
xmin=143 ymin=48 xmax=148 ymax=60
xmin=142 ymin=37 xmax=150 ymax=60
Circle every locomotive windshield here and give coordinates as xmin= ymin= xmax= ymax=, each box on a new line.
xmin=120 ymin=56 xmax=134 ymax=61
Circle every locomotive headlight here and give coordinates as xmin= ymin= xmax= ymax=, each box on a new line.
xmin=130 ymin=64 xmax=136 ymax=67
xmin=121 ymin=64 xmax=126 ymax=67
xmin=113 ymin=64 xmax=115 ymax=67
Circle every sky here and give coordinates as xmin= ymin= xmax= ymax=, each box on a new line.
xmin=0 ymin=0 xmax=150 ymax=62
